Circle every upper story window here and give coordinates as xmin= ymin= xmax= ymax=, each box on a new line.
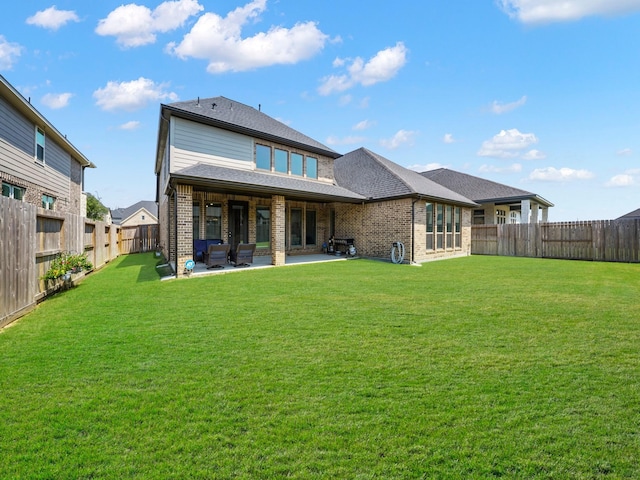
xmin=306 ymin=156 xmax=318 ymax=179
xmin=274 ymin=148 xmax=288 ymax=173
xmin=256 ymin=144 xmax=271 ymax=170
xmin=2 ymin=182 xmax=25 ymax=200
xmin=42 ymin=194 xmax=55 ymax=210
xmin=290 ymin=153 xmax=303 ymax=176
xmin=256 ymin=144 xmax=320 ymax=180
xmin=36 ymin=127 xmax=45 ymax=163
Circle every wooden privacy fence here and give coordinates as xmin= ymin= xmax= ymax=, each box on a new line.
xmin=1 ymin=195 xmax=159 ymax=327
xmin=472 ymin=220 xmax=640 ymax=263
xmin=119 ymin=224 xmax=159 ymax=254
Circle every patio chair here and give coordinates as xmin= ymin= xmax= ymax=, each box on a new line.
xmin=206 ymin=243 xmax=230 ymax=269
xmin=230 ymin=243 xmax=256 ymax=267
xmin=193 ymin=239 xmax=207 ymax=263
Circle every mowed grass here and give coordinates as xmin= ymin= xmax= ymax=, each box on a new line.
xmin=1 ymin=254 xmax=639 ymax=479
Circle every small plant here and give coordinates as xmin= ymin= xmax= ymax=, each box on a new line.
xmin=42 ymin=252 xmax=93 ymax=281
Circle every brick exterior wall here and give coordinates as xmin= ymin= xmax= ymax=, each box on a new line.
xmin=1 ymin=168 xmax=83 ymax=215
xmin=176 ymin=184 xmax=193 ymax=277
xmin=271 ymin=195 xmax=285 ymax=266
xmin=333 ymin=198 xmax=471 ymax=263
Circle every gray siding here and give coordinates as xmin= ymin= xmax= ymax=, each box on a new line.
xmin=0 ymin=94 xmax=73 ymax=205
xmin=0 ymin=94 xmax=33 ymax=155
xmin=172 ymin=117 xmax=253 ymax=172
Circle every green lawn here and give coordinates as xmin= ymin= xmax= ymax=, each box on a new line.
xmin=1 ymin=254 xmax=639 ymax=479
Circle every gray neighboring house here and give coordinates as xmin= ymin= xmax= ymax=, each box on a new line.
xmin=421 ymin=168 xmax=553 ymax=224
xmin=110 ymin=201 xmax=158 ymax=227
xmin=1 ymin=74 xmax=95 ymax=215
xmin=616 ymin=208 xmax=640 ymax=220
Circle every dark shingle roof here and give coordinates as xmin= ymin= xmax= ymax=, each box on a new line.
xmin=617 ymin=208 xmax=640 ymax=220
xmin=173 ymin=163 xmax=365 ymax=203
xmin=334 ymin=148 xmax=477 ymax=206
xmin=421 ymin=168 xmax=554 ymax=207
xmin=164 ymin=96 xmax=339 ymax=158
xmin=111 ymin=201 xmax=158 ymax=225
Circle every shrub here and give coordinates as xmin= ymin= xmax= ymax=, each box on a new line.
xmin=42 ymin=252 xmax=93 ymax=281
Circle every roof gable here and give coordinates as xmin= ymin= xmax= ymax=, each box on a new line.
xmin=164 ymin=96 xmax=339 ymax=158
xmin=111 ymin=201 xmax=158 ymax=224
xmin=334 ymin=148 xmax=477 ymax=206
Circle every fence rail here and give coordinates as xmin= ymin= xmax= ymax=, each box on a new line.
xmin=1 ymin=195 xmax=158 ymax=327
xmin=471 ymin=220 xmax=640 ymax=263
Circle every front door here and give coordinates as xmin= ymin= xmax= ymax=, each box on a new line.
xmin=228 ymin=201 xmax=248 ymax=248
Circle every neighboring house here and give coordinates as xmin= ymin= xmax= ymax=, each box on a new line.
xmin=155 ymin=96 xmax=477 ymax=275
xmin=0 ymin=74 xmax=95 ymax=215
xmin=111 ymin=200 xmax=158 ymax=227
xmin=421 ymin=168 xmax=553 ymax=224
xmin=616 ymin=208 xmax=640 ymax=221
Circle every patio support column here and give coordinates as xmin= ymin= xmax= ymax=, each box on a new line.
xmin=176 ymin=184 xmax=193 ymax=277
xmin=521 ymin=199 xmax=531 ymax=224
xmin=541 ymin=207 xmax=549 ymax=223
xmin=271 ymin=195 xmax=285 ymax=266
xmin=531 ymin=203 xmax=540 ymax=224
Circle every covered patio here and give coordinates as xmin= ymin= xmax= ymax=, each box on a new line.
xmin=161 ymin=253 xmax=353 ymax=280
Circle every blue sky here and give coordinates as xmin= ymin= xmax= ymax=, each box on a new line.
xmin=1 ymin=0 xmax=639 ymax=220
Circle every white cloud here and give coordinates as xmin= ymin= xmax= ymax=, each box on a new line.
xmin=491 ymin=95 xmax=527 ymax=114
xmin=605 ymin=168 xmax=640 ymax=187
xmin=0 ymin=35 xmax=22 ymax=70
xmin=408 ymin=162 xmax=447 ymax=172
xmin=96 ymin=0 xmax=204 ymax=48
xmin=318 ymin=42 xmax=408 ymax=95
xmin=41 ymin=92 xmax=73 ymax=109
xmin=353 ymin=119 xmax=375 ymax=131
xmin=522 ymin=149 xmax=547 ymax=160
xmin=380 ymin=129 xmax=417 ymax=149
xmin=479 ymin=163 xmax=523 ymax=173
xmin=118 ymin=120 xmax=141 ymax=130
xmin=478 ymin=128 xmax=538 ymax=158
xmin=443 ymin=133 xmax=455 ymax=144
xmin=169 ymin=0 xmax=327 ymax=73
xmin=26 ymin=6 xmax=80 ymax=31
xmin=617 ymin=148 xmax=633 ymax=156
xmin=325 ymin=135 xmax=366 ymax=146
xmin=93 ymin=77 xmax=178 ymax=112
xmin=498 ymin=0 xmax=640 ymax=24
xmin=529 ymin=167 xmax=595 ymax=182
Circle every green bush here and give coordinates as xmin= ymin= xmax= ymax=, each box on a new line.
xmin=41 ymin=251 xmax=93 ymax=281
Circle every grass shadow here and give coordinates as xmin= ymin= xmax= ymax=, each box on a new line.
xmin=114 ymin=252 xmax=167 ymax=283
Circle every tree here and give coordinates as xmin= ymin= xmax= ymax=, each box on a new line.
xmin=86 ymin=192 xmax=109 ymax=221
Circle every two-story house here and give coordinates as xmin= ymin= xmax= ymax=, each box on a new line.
xmin=155 ymin=96 xmax=478 ymax=276
xmin=0 ymin=74 xmax=95 ymax=216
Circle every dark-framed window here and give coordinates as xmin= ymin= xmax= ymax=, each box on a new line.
xmin=256 ymin=206 xmax=270 ymax=249
xmin=206 ymin=203 xmax=222 ymax=239
xmin=192 ymin=202 xmax=200 ymax=239
xmin=436 ymin=204 xmax=444 ymax=249
xmin=290 ymin=208 xmax=302 ymax=246
xmin=426 ymin=202 xmax=434 ymax=250
xmin=305 ymin=210 xmax=317 ymax=245
xmin=455 ymin=206 xmax=461 ymax=248
xmin=256 ymin=144 xmax=271 ymax=170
